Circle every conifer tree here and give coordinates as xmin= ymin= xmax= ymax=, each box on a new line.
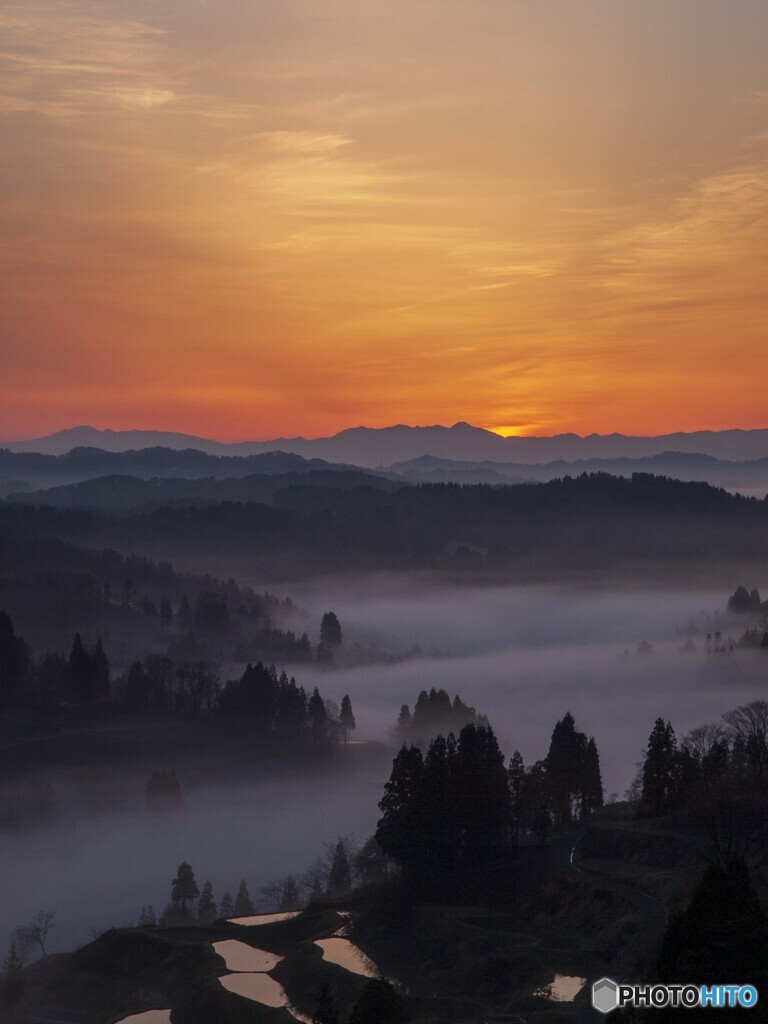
xmin=234 ymin=879 xmax=255 ymax=916
xmin=580 ymin=737 xmax=604 ymax=819
xmin=327 ymin=841 xmax=352 ymax=897
xmin=279 ymin=875 xmax=301 ymax=911
xmin=197 ymin=881 xmax=218 ymax=924
xmin=377 ymin=745 xmax=425 ymax=874
xmin=340 ymin=695 xmax=356 ymax=743
xmin=220 ymin=892 xmax=235 ymax=918
xmin=171 ymin=862 xmax=199 ymax=913
xmin=320 ymin=612 xmax=343 ymax=647
xmin=641 ymin=718 xmax=678 ymax=815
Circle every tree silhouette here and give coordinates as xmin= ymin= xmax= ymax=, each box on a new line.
xmin=377 ymin=745 xmax=425 ymax=876
xmin=197 ymin=881 xmax=218 ymax=925
xmin=327 ymin=840 xmax=352 ymax=897
xmin=29 ymin=911 xmax=54 ymax=956
xmin=580 ymin=737 xmax=604 ymax=819
xmin=220 ymin=892 xmax=234 ymax=918
xmin=320 ymin=612 xmax=343 ymax=647
xmin=280 ymin=876 xmax=301 ymax=911
xmin=641 ymin=719 xmax=678 ymax=815
xmin=234 ymin=879 xmax=255 ymax=916
xmin=91 ymin=639 xmax=110 ymax=699
xmin=308 ymin=687 xmax=328 ymax=743
xmin=171 ymin=862 xmax=199 ymax=913
xmin=69 ymin=633 xmax=93 ymax=704
xmin=340 ymin=695 xmax=356 ymax=743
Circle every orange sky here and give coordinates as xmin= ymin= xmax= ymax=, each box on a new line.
xmin=2 ymin=0 xmax=768 ymax=441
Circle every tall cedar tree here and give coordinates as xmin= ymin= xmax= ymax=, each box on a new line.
xmin=308 ymin=687 xmax=328 ymax=743
xmin=545 ymin=712 xmax=584 ymax=824
xmin=171 ymin=862 xmax=199 ymax=912
xmin=234 ymin=879 xmax=255 ymax=916
xmin=581 ymin=737 xmax=604 ymax=818
xmin=197 ymin=881 xmax=218 ymax=925
xmin=377 ymin=745 xmax=425 ymax=875
xmin=340 ymin=695 xmax=356 ymax=742
xmin=327 ymin=841 xmax=352 ymax=896
xmin=320 ymin=612 xmax=343 ymax=647
xmin=280 ymin=876 xmax=301 ymax=911
xmin=376 ymin=724 xmax=510 ymax=878
xmin=641 ymin=718 xmax=678 ymax=815
xmin=69 ymin=632 xmax=93 ymax=704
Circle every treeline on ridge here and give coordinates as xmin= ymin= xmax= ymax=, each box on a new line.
xmin=3 ymin=473 xmax=767 ymax=578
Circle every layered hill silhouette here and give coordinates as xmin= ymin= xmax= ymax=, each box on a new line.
xmin=5 ymin=472 xmax=767 ymax=582
xmin=5 ymin=422 xmax=768 ymax=466
xmin=3 ymin=442 xmax=768 ymax=497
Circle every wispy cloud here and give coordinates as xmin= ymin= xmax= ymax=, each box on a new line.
xmin=0 ymin=1 xmax=174 ymax=118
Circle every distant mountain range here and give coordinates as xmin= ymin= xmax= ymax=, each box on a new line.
xmin=5 ymin=422 xmax=768 ymax=466
xmin=2 ymin=432 xmax=768 ymax=499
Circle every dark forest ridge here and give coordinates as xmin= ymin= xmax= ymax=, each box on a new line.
xmin=5 ymin=423 xmax=768 ymax=466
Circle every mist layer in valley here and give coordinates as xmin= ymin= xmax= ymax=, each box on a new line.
xmin=276 ymin=575 xmax=768 ymax=794
xmin=3 ymin=575 xmax=766 ymax=957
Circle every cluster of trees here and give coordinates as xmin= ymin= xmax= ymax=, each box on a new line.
xmin=0 ymin=610 xmax=355 ymax=741
xmin=152 ymin=864 xmax=259 ymax=927
xmin=637 ymin=701 xmax=768 ymax=818
xmin=0 ymin=614 xmax=110 ymax=712
xmin=219 ymin=663 xmax=355 ymax=745
xmin=260 ymin=835 xmax=392 ymax=912
xmin=149 ymin=838 xmax=374 ymax=931
xmin=122 ymin=654 xmax=220 ymax=716
xmin=727 ymin=585 xmax=767 ymax=615
xmin=377 ymin=714 xmax=603 ymax=882
xmin=395 ymin=688 xmax=487 ymax=746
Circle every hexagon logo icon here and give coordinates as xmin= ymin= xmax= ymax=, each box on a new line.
xmin=592 ymin=977 xmax=619 ymax=1014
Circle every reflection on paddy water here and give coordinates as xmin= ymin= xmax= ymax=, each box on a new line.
xmin=534 ymin=974 xmax=587 ymax=1002
xmin=314 ymin=937 xmax=378 ymax=977
xmin=213 ymin=939 xmax=282 ymax=972
xmin=227 ymin=911 xmax=302 ymax=926
xmin=219 ymin=973 xmax=312 ymax=1022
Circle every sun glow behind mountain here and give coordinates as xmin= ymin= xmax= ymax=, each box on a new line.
xmin=1 ymin=0 xmax=768 ymax=441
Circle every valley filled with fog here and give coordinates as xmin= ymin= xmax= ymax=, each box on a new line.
xmin=4 ymin=575 xmax=765 ymax=955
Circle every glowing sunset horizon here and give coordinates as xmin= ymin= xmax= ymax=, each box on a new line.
xmin=2 ymin=0 xmax=768 ymax=442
